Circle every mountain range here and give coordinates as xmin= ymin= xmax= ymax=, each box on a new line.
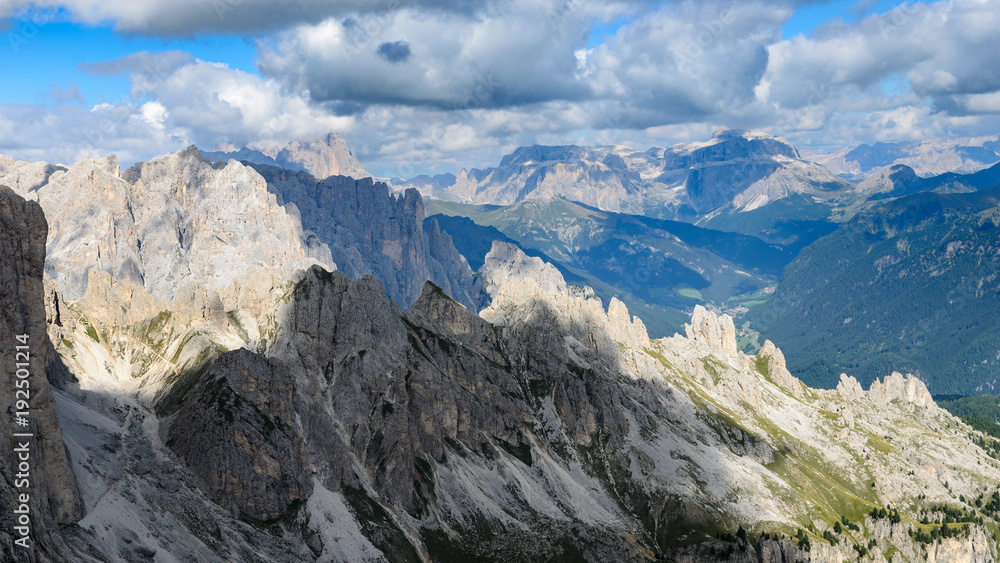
xmin=5 ymin=132 xmax=1000 ymax=562
xmin=394 ymin=130 xmax=855 ymax=245
xmin=391 ymin=131 xmax=1000 ymax=399
xmin=809 ymin=137 xmax=1000 ymax=181
xmin=4 ymin=180 xmax=1000 ymax=560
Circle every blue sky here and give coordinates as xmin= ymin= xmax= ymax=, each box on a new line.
xmin=1 ymin=20 xmax=260 ymax=105
xmin=1 ymin=0 xmax=998 ymax=176
xmin=780 ymin=0 xmax=931 ymax=38
xmin=1 ymin=2 xmax=898 ymax=106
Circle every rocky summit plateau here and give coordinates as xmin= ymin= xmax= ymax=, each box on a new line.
xmin=4 ymin=134 xmax=1000 ymax=562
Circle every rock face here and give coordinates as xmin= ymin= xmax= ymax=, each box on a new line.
xmin=166 ymin=349 xmax=308 ymax=521
xmin=0 ymin=156 xmax=65 ymax=194
xmin=479 ymin=240 xmax=567 ymax=298
xmin=123 ymin=147 xmax=332 ymax=300
xmin=3 ymin=145 xmax=482 ymax=313
xmin=204 ymin=133 xmax=370 ymax=181
xmin=251 ymin=164 xmax=485 ymax=310
xmin=856 ymin=163 xmax=922 ymax=197
xmin=0 ymin=186 xmax=80 ymax=561
xmin=867 ymin=371 xmax=935 ymax=409
xmin=8 ymin=148 xmax=330 ymax=301
xmin=684 ymin=304 xmax=737 ymax=356
xmin=272 ymin=133 xmax=370 ymax=181
xmin=757 ymin=340 xmax=804 ymax=397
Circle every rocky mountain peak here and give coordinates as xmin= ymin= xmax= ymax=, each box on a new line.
xmin=836 ymin=373 xmax=866 ymax=400
xmin=272 ymin=132 xmax=369 ymax=180
xmin=3 ymin=146 xmax=333 ymax=302
xmin=694 ymin=129 xmax=800 ymax=160
xmin=479 ymin=240 xmax=567 ymax=299
xmin=856 ymin=162 xmax=921 ymax=196
xmin=757 ymin=339 xmax=805 ymax=397
xmin=868 ymin=371 xmax=936 ymax=409
xmin=252 ymin=165 xmax=485 ymax=309
xmin=0 ymin=155 xmax=66 ymax=194
xmin=684 ymin=304 xmax=738 ymax=356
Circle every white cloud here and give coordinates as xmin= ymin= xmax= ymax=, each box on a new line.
xmin=0 ymin=52 xmax=355 ymax=166
xmin=4 ymin=0 xmax=1000 ymax=174
xmin=257 ymin=0 xmax=612 ymax=110
xmin=140 ymin=101 xmax=167 ymax=130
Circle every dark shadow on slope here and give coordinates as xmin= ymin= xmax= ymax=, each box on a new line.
xmin=228 ymin=264 xmax=775 ymax=561
xmin=245 ymin=163 xmax=485 ymax=311
xmin=427 ymin=213 xmax=584 ymax=281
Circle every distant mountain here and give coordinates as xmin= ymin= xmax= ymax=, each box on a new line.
xmin=750 ymin=185 xmax=1000 ymax=394
xmin=203 ymin=132 xmax=370 ymax=181
xmin=428 ymin=196 xmax=795 ymax=336
xmin=860 ymin=160 xmax=1000 ymax=200
xmin=810 ymin=137 xmax=1000 ymax=180
xmin=397 ymin=130 xmax=855 ymax=245
xmin=389 ymin=172 xmax=457 ymax=197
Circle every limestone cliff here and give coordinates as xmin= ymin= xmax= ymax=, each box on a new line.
xmin=0 ymin=186 xmax=80 ymax=561
xmin=7 ymin=148 xmax=329 ymax=302
xmin=251 ymin=164 xmax=485 ymax=310
xmin=2 ymin=145 xmax=483 ymax=314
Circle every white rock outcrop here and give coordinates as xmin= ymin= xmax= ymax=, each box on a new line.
xmin=684 ymin=304 xmax=738 ymax=356
xmin=867 ymin=371 xmax=936 ymax=409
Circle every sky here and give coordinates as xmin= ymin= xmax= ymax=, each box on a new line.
xmin=1 ymin=0 xmax=999 ymax=178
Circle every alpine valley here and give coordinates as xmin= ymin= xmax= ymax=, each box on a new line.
xmin=4 ymin=129 xmax=1000 ymax=563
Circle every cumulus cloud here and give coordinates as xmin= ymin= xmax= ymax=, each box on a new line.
xmin=3 ymin=0 xmax=1000 ymax=174
xmin=583 ymin=1 xmax=789 ymax=128
xmin=0 ymin=52 xmax=355 ymax=166
xmin=256 ymin=0 xmax=611 ymax=110
xmin=1 ymin=0 xmax=489 ymax=35
xmin=83 ymin=52 xmax=354 ymax=148
xmin=0 ymin=101 xmax=182 ymax=165
xmin=760 ymin=1 xmax=1000 ymax=113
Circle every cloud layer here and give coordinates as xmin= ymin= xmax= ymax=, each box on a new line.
xmin=3 ymin=0 xmax=1000 ymax=175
